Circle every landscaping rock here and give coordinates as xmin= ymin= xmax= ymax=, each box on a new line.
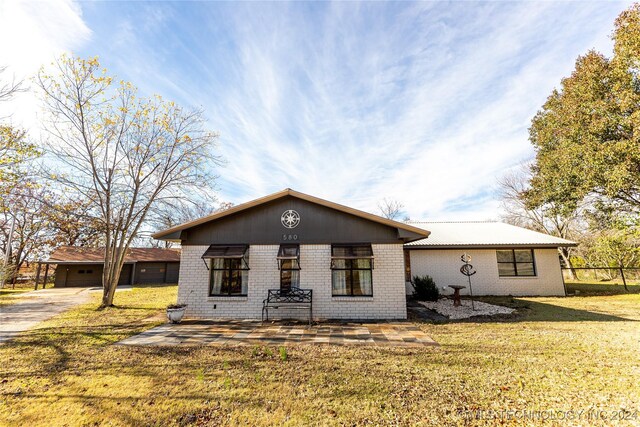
xmin=418 ymin=298 xmax=515 ymax=320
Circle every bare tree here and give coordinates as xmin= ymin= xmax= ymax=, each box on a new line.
xmin=0 ymin=182 xmax=52 ymax=285
xmin=498 ymin=165 xmax=583 ymax=279
xmin=377 ymin=198 xmax=405 ymax=220
xmin=143 ymin=195 xmax=234 ymax=248
xmin=37 ymin=56 xmax=222 ymax=307
xmin=0 ymin=65 xmax=23 ymax=104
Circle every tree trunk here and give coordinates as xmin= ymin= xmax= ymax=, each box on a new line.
xmin=101 ymin=239 xmax=121 ymax=307
xmin=101 ymin=237 xmax=129 ymax=307
xmin=559 ymin=248 xmax=577 ymax=280
xmin=101 ymin=277 xmax=118 ymax=307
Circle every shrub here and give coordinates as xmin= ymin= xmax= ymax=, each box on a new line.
xmin=411 ymin=275 xmax=439 ymax=301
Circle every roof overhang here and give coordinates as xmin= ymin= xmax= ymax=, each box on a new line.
xmin=152 ymin=188 xmax=430 ymax=242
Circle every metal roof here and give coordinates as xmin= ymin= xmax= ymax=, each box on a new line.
xmin=404 ymin=221 xmax=576 ymax=248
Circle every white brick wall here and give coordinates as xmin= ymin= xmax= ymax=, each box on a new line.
xmin=407 ymin=248 xmax=565 ymax=296
xmin=177 ymin=244 xmax=407 ymax=320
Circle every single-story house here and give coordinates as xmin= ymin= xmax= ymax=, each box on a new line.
xmin=405 ymin=222 xmax=576 ymax=297
xmin=152 ymin=189 xmax=575 ymax=321
xmin=38 ymin=246 xmax=180 ymax=288
xmin=152 ymin=189 xmax=429 ymax=320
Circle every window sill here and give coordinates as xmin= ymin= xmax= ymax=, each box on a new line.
xmin=332 ymin=296 xmax=374 ymax=301
xmin=208 ymin=296 xmax=248 ymax=302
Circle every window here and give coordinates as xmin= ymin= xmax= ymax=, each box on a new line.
xmin=278 ymin=244 xmax=300 ymax=292
xmin=210 ymin=258 xmax=249 ymax=296
xmin=78 ymin=269 xmax=85 ymax=274
xmin=203 ymin=244 xmax=250 ymax=296
xmin=497 ymin=249 xmax=536 ymax=277
xmin=331 ymin=244 xmax=373 ymax=296
xmin=86 ymin=269 xmax=93 ymax=274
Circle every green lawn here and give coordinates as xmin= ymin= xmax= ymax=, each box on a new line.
xmin=1 ymin=285 xmax=639 ymax=426
xmin=565 ymin=281 xmax=640 ymax=295
xmin=0 ymin=287 xmax=32 ymax=307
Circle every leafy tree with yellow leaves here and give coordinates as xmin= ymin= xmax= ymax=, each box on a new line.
xmin=0 ymin=66 xmax=39 ymax=195
xmin=38 ymin=55 xmax=221 ymax=307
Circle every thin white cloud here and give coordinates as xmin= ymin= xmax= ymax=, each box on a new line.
xmin=0 ymin=0 xmax=91 ymax=129
xmin=185 ymin=2 xmax=626 ymax=219
xmin=0 ymin=1 xmax=631 ymax=222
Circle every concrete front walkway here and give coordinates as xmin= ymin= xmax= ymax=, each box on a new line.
xmin=0 ymin=287 xmax=91 ymax=344
xmin=118 ymin=320 xmax=438 ymax=347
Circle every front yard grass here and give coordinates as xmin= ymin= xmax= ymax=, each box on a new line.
xmin=0 ymin=287 xmax=33 ymax=307
xmin=1 ymin=285 xmax=639 ymax=426
xmin=565 ymin=281 xmax=640 ymax=295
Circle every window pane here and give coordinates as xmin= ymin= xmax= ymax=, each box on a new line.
xmin=228 ymin=269 xmax=243 ymax=294
xmin=496 ymin=250 xmax=514 ymax=263
xmin=281 ymin=269 xmax=300 ymax=291
xmin=212 ymin=258 xmax=224 ymax=269
xmin=498 ymin=263 xmax=516 ymax=276
xmin=281 ymin=270 xmax=292 ymax=291
xmin=516 ymin=262 xmax=535 ymax=276
xmin=515 ymin=250 xmax=533 ymax=262
xmin=332 ymin=270 xmax=348 ymax=295
xmin=220 ymin=269 xmax=231 ymax=294
xmin=279 ymin=245 xmax=299 ymax=257
xmin=290 ymin=269 xmax=300 ymax=288
xmin=352 ymin=245 xmax=373 ymax=257
xmin=211 ymin=270 xmax=224 ymax=294
xmin=353 ymin=258 xmax=372 ymax=269
xmin=281 ymin=259 xmax=300 ymax=270
xmin=332 ymin=258 xmax=347 ymax=269
xmin=352 ymin=270 xmax=372 ymax=296
xmin=332 ymin=246 xmax=350 ymax=257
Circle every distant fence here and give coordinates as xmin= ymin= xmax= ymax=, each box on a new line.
xmin=561 ymin=267 xmax=640 ymax=292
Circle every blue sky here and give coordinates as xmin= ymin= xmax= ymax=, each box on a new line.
xmin=0 ymin=1 xmax=631 ymax=220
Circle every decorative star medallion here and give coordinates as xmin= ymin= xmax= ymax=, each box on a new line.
xmin=281 ymin=210 xmax=300 ymax=229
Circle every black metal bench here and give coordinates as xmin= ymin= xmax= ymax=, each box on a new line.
xmin=262 ymin=288 xmax=313 ymax=325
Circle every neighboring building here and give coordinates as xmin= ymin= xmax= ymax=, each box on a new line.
xmin=40 ymin=247 xmax=180 ymax=288
xmin=405 ymin=222 xmax=576 ymax=296
xmin=152 ymin=189 xmax=429 ymax=320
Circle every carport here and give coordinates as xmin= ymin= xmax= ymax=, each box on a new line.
xmin=35 ymin=247 xmax=180 ymax=289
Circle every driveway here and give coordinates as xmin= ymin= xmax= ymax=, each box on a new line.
xmin=0 ymin=287 xmax=91 ymax=344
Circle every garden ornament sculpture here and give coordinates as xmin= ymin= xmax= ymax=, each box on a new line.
xmin=460 ymin=253 xmax=476 ymax=310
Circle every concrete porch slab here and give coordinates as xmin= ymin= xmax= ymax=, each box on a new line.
xmin=117 ymin=320 xmax=438 ymax=347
